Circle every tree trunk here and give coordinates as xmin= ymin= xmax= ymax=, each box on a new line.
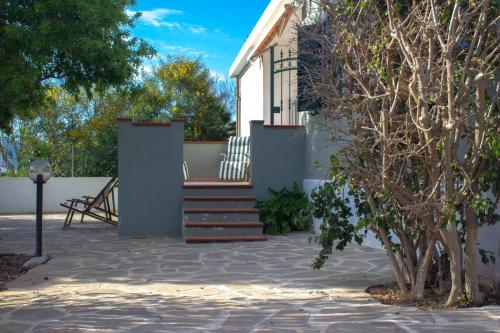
xmin=378 ymin=227 xmax=409 ymax=294
xmin=397 ymin=228 xmax=417 ymax=287
xmin=433 ymin=245 xmax=447 ymax=296
xmin=464 ymin=206 xmax=483 ymax=305
xmin=414 ymin=235 xmax=436 ymax=300
xmin=443 ymin=228 xmax=463 ymax=306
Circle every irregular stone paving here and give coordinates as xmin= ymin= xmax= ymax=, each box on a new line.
xmin=0 ymin=214 xmax=498 ymax=333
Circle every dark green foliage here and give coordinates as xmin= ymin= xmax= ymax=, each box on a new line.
xmin=479 ymin=249 xmax=496 ymax=265
xmin=256 ymin=183 xmax=313 ymax=235
xmin=0 ymin=0 xmax=154 ymax=129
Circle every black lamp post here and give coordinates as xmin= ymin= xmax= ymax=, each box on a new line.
xmin=29 ymin=160 xmax=53 ymax=257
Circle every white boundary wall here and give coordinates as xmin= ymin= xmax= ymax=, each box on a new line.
xmin=0 ymin=177 xmax=116 ymax=214
xmin=303 ymin=179 xmax=383 ymax=250
xmin=304 ymin=178 xmax=499 ymax=282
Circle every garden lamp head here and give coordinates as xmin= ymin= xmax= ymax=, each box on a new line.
xmin=29 ymin=160 xmax=53 ymax=183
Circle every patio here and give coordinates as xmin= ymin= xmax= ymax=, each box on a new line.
xmin=0 ymin=215 xmax=499 ymax=332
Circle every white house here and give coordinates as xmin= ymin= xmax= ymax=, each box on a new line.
xmin=230 ymin=0 xmax=322 ymax=136
xmin=229 ymin=0 xmax=345 ymax=237
xmin=230 ymin=0 xmax=500 ymax=280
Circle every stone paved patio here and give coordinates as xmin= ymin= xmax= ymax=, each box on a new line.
xmin=0 ymin=215 xmax=499 ymax=332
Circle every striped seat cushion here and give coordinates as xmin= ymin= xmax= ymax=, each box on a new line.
xmin=219 ymin=160 xmax=249 ymax=180
xmin=183 ymin=161 xmax=189 ymax=180
xmin=219 ymin=136 xmax=250 ymax=180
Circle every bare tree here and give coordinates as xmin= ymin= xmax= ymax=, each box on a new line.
xmin=302 ymin=0 xmax=499 ymax=306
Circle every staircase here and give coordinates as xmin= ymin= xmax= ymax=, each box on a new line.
xmin=182 ymin=182 xmax=267 ymax=243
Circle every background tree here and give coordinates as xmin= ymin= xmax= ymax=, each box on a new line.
xmin=130 ymin=57 xmax=234 ymax=140
xmin=4 ymin=56 xmax=236 ymax=176
xmin=304 ymin=0 xmax=498 ymax=306
xmin=213 ymin=74 xmax=237 ymax=137
xmin=12 ymin=87 xmax=127 ymax=177
xmin=0 ymin=0 xmax=154 ymax=129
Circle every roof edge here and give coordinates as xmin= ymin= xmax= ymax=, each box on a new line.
xmin=229 ymin=0 xmax=289 ymax=78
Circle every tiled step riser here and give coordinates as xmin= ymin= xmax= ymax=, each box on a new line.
xmin=185 ymin=236 xmax=267 ymax=243
xmin=184 ymin=227 xmax=264 ymax=238
xmin=182 ymin=201 xmax=255 ymax=209
xmin=183 ymin=188 xmax=254 ymax=196
xmin=184 ymin=213 xmax=260 ymax=222
xmin=181 ymin=186 xmax=266 ymax=242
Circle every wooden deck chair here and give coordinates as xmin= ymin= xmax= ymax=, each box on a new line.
xmin=61 ymin=177 xmax=118 ymax=229
xmin=219 ymin=136 xmax=250 ymax=181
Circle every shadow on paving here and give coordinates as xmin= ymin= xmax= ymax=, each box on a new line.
xmin=1 ymin=287 xmax=499 ymax=333
xmin=0 ymin=216 xmax=393 ymax=292
xmin=1 ymin=215 xmax=499 ymax=332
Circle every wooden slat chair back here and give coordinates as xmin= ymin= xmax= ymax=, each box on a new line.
xmin=61 ymin=177 xmax=118 ymax=229
xmin=219 ymin=136 xmax=250 ymax=181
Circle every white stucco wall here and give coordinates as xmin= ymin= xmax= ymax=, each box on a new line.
xmin=304 ymin=174 xmax=499 ymax=281
xmin=477 ymin=205 xmax=500 ymax=284
xmin=261 ymin=10 xmax=300 ymax=126
xmin=237 ymin=5 xmax=302 ymax=133
xmin=239 ymin=58 xmax=264 ymax=136
xmin=303 ymin=179 xmax=383 ymax=250
xmin=0 ymin=177 xmax=117 ymax=214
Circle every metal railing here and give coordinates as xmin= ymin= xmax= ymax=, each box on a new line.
xmin=1 ymin=145 xmax=117 ymax=177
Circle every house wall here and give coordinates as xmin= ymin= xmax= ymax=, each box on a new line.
xmin=183 ymin=142 xmax=228 ymax=179
xmin=239 ymin=58 xmax=264 ymax=136
xmin=233 ymin=0 xmax=498 ymax=279
xmin=238 ymin=6 xmax=302 ymax=133
xmin=118 ymin=120 xmax=183 ymax=236
xmin=261 ymin=10 xmax=300 ymax=127
xmin=235 ymin=5 xmax=384 ymax=249
xmin=0 ymin=177 xmax=116 ymax=214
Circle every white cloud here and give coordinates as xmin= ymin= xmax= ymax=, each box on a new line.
xmin=127 ymin=8 xmax=207 ymax=35
xmin=141 ymin=64 xmax=154 ymax=74
xmin=188 ymin=26 xmax=207 ymax=35
xmin=158 ymin=22 xmax=207 ymax=35
xmin=160 ymin=22 xmax=182 ymax=29
xmin=127 ymin=8 xmax=182 ymax=27
xmin=153 ymin=41 xmax=207 ymax=57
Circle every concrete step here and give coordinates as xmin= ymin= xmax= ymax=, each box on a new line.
xmin=183 ymin=221 xmax=264 ymax=238
xmin=181 ymin=184 xmax=265 ymax=243
xmin=183 ymin=196 xmax=256 ymax=208
xmin=183 ymin=182 xmax=253 ymax=196
xmin=184 ymin=221 xmax=264 ymax=227
xmin=185 ymin=235 xmax=268 ymax=243
xmin=183 ymin=208 xmax=260 ymax=222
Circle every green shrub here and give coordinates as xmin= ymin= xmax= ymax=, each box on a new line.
xmin=256 ymin=183 xmax=313 ymax=235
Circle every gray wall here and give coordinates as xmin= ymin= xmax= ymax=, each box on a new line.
xmin=184 ymin=142 xmax=227 ymax=179
xmin=250 ymin=121 xmax=306 ymax=201
xmin=118 ymin=120 xmax=183 ymax=236
xmin=0 ymin=177 xmax=116 ymax=214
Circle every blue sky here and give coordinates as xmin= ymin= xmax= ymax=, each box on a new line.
xmin=127 ymin=0 xmax=270 ymax=77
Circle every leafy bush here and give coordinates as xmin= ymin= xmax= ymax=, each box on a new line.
xmin=256 ymin=183 xmax=313 ymax=235
xmin=309 ymin=174 xmax=365 ymax=269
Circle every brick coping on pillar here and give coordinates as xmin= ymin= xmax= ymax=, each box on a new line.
xmin=117 ymin=118 xmax=184 ymax=126
xmin=249 ymin=120 xmax=304 ymax=129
